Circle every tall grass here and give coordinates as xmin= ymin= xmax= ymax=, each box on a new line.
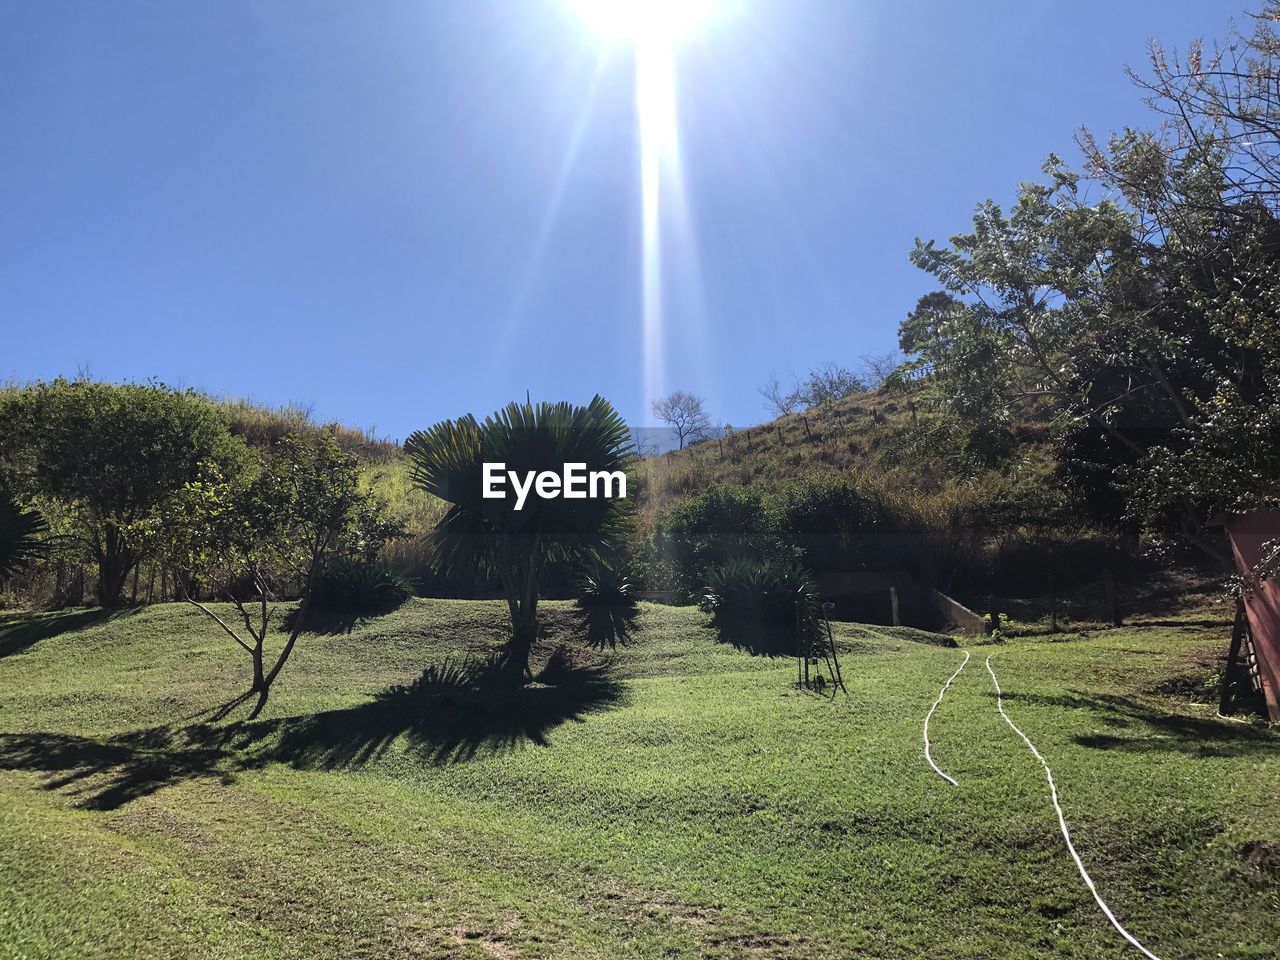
xmin=217 ymin=397 xmax=402 ymax=462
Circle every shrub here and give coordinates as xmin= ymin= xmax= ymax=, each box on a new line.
xmin=652 ymin=485 xmax=792 ymax=599
xmin=575 ymin=556 xmax=635 ymax=608
xmin=778 ymin=476 xmax=898 ymax=574
xmin=0 ymin=486 xmax=47 ymax=584
xmin=700 ymin=557 xmax=818 ymax=626
xmin=311 ymin=558 xmax=412 ymax=614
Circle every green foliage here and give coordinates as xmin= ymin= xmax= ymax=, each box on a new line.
xmin=360 ymin=459 xmax=449 ymax=583
xmin=700 ymin=557 xmax=817 ymax=626
xmin=574 ymin=555 xmax=635 ymax=608
xmin=0 ymin=486 xmax=47 ymax=584
xmin=162 ymin=433 xmax=401 ymax=712
xmin=903 ymin=148 xmax=1280 ymax=565
xmin=406 ymin=396 xmax=634 ymax=674
xmin=217 ymin=397 xmax=401 ymax=462
xmin=168 ymin=433 xmax=400 ymax=598
xmin=983 ymin=612 xmax=1011 ymax=643
xmin=311 ymin=558 xmax=412 ymax=614
xmin=650 ymin=484 xmax=790 ymax=598
xmin=0 ymin=380 xmax=248 ymax=605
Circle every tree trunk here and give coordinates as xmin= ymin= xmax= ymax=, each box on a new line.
xmin=96 ymin=550 xmax=134 ymax=608
xmin=251 ymin=640 xmax=266 ymax=692
xmin=500 ymin=548 xmax=541 ymax=680
xmin=502 ymin=589 xmax=539 ymax=679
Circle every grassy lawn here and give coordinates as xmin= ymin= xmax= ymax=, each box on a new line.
xmin=0 ymin=600 xmax=1276 ymax=959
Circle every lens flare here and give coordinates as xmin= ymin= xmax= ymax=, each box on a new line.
xmin=565 ymin=0 xmax=724 ymax=406
xmin=567 ymin=0 xmax=719 ymax=46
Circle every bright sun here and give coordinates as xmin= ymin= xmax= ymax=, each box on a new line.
xmin=566 ymin=0 xmax=719 ymax=47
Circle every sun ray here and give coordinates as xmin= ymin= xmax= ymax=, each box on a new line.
xmin=564 ymin=0 xmax=727 ymax=412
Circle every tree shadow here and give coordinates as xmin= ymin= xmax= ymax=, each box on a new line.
xmin=0 ymin=608 xmax=135 ymax=659
xmin=260 ymin=646 xmax=626 ymax=769
xmin=997 ymin=690 xmax=1279 ymax=758
xmin=579 ymin=604 xmax=640 ymax=649
xmin=280 ymin=599 xmax=408 ymax=637
xmin=0 ymin=726 xmax=235 ymax=810
xmin=0 ymin=646 xmax=626 ymax=810
xmin=708 ymin=617 xmax=796 ymax=658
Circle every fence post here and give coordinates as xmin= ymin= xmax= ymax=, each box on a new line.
xmin=1103 ymin=570 xmax=1122 ymax=627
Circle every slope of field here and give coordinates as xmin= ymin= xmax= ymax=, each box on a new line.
xmin=635 ymin=389 xmax=1057 ymax=517
xmin=0 ymin=602 xmax=1276 ymax=959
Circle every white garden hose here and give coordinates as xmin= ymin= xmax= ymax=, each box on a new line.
xmin=984 ymin=655 xmax=1164 ymax=960
xmin=923 ymin=649 xmax=970 ymax=786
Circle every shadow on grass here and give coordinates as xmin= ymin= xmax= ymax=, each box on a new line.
xmin=998 ymin=689 xmax=1278 ymax=758
xmin=281 ymin=598 xmax=410 ymax=636
xmin=579 ymin=604 xmax=640 ymax=649
xmin=0 ymin=608 xmax=136 ymax=659
xmin=708 ymin=617 xmax=795 ymax=658
xmin=0 ymin=646 xmax=626 ymax=810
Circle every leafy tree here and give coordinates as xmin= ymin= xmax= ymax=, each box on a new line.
xmin=164 ymin=434 xmax=398 ymax=716
xmin=0 ymin=485 xmax=46 ymax=584
xmin=902 ymin=138 xmax=1280 ymax=567
xmin=651 ymin=391 xmax=711 ymax=449
xmin=0 ymin=380 xmax=247 ymax=605
xmin=405 ymin=397 xmax=633 ymax=678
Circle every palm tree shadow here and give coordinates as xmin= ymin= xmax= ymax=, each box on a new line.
xmin=709 ymin=617 xmax=795 ymax=658
xmin=0 ymin=608 xmax=135 ymax=659
xmin=580 ymin=604 xmax=640 ymax=649
xmin=263 ymin=646 xmax=626 ymax=768
xmin=0 ymin=646 xmax=626 ymax=809
xmin=0 ymin=726 xmax=235 ymax=810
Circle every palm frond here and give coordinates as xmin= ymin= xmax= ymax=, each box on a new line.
xmin=0 ymin=489 xmax=48 ymax=583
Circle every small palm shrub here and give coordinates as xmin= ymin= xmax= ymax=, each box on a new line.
xmin=0 ymin=488 xmax=47 ymax=583
xmin=700 ymin=557 xmax=818 ymax=626
xmin=311 ymin=558 xmax=412 ymax=613
xmin=575 ymin=556 xmax=635 ymax=608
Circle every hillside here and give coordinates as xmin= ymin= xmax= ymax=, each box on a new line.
xmin=635 ymin=387 xmax=1057 ymax=516
xmin=1 ymin=601 xmax=1276 ymax=958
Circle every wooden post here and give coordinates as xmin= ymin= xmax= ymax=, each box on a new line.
xmin=1048 ymin=568 xmax=1058 ymax=633
xmin=1103 ymin=570 xmax=1122 ymax=627
xmin=801 ymin=602 xmax=811 ymax=688
xmin=1220 ymin=595 xmax=1248 ymax=715
xmin=796 ymin=602 xmax=803 ymax=688
xmin=823 ymin=607 xmax=846 ymax=694
xmin=889 ymin=586 xmax=900 ymax=627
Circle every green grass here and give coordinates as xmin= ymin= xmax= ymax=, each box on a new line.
xmin=0 ymin=601 xmax=1276 ymax=959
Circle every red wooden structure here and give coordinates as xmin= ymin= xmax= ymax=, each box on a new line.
xmin=1227 ymin=510 xmax=1280 ymax=721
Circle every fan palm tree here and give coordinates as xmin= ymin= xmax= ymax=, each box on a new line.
xmin=406 ymin=396 xmax=633 ymax=678
xmin=0 ymin=485 xmax=48 ymax=584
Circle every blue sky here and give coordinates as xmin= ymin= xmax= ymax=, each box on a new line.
xmin=0 ymin=1 xmax=1242 ymax=440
